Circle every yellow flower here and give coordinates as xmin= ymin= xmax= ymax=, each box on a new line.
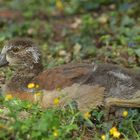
xmin=5 ymin=94 xmax=13 ymax=101
xmin=101 ymin=134 xmax=106 ymax=140
xmin=35 ymin=92 xmax=41 ymax=96
xmin=27 ymin=83 xmax=35 ymax=89
xmin=35 ymin=84 xmax=39 ymax=88
xmin=110 ymin=127 xmax=121 ymax=139
xmin=122 ymin=111 xmax=128 ymax=117
xmin=56 ymin=0 xmax=64 ymax=11
xmin=53 ymin=130 xmax=58 ymax=137
xmin=53 ymin=98 xmax=60 ymax=105
xmin=34 ymin=92 xmax=42 ymax=102
xmin=109 ymin=127 xmax=117 ymax=135
xmin=112 ymin=130 xmax=121 ymax=138
xmin=83 ymin=112 xmax=91 ymax=120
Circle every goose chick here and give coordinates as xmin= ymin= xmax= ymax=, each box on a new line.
xmin=0 ymin=38 xmax=140 ymax=112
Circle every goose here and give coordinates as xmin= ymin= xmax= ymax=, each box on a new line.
xmin=0 ymin=38 xmax=140 ymax=112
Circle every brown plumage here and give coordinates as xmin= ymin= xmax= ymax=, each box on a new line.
xmin=0 ymin=38 xmax=140 ymax=112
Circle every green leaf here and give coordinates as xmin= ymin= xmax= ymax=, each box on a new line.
xmin=135 ymin=49 xmax=140 ymax=57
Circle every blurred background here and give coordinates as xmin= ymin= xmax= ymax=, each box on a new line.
xmin=0 ymin=0 xmax=140 ymax=68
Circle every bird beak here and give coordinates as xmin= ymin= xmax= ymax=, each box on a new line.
xmin=0 ymin=53 xmax=9 ymax=67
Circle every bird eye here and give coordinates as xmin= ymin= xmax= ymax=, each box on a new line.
xmin=12 ymin=48 xmax=19 ymax=53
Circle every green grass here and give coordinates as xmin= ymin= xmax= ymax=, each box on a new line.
xmin=0 ymin=96 xmax=140 ymax=140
